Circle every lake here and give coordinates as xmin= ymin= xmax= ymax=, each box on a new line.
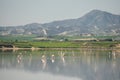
xmin=0 ymin=49 xmax=120 ymax=80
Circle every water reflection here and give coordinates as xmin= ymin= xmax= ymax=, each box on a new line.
xmin=60 ymin=51 xmax=66 ymax=66
xmin=0 ymin=50 xmax=120 ymax=80
xmin=17 ymin=53 xmax=23 ymax=64
xmin=51 ymin=54 xmax=55 ymax=63
xmin=41 ymin=55 xmax=47 ymax=70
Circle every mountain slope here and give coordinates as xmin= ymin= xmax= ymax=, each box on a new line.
xmin=42 ymin=10 xmax=120 ymax=36
xmin=0 ymin=10 xmax=120 ymax=36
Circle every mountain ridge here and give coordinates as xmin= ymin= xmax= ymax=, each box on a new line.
xmin=0 ymin=9 xmax=120 ymax=36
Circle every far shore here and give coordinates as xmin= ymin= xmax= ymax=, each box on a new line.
xmin=0 ymin=47 xmax=119 ymax=51
xmin=0 ymin=41 xmax=120 ymax=51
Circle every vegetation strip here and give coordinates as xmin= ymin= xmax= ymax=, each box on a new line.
xmin=0 ymin=41 xmax=120 ymax=49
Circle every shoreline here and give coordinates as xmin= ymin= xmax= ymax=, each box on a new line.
xmin=0 ymin=47 xmax=118 ymax=51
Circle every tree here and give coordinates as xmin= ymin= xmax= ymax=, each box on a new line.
xmin=15 ymin=39 xmax=18 ymax=42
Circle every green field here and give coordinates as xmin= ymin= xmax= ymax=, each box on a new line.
xmin=0 ymin=35 xmax=120 ymax=48
xmin=0 ymin=35 xmax=36 ymax=41
xmin=0 ymin=35 xmax=120 ymax=41
xmin=0 ymin=41 xmax=120 ymax=48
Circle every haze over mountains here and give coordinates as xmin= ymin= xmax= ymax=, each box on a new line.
xmin=0 ymin=10 xmax=120 ymax=36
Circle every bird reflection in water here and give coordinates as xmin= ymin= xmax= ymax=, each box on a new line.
xmin=112 ymin=51 xmax=116 ymax=60
xmin=60 ymin=51 xmax=66 ymax=66
xmin=17 ymin=53 xmax=23 ymax=64
xmin=51 ymin=54 xmax=55 ymax=63
xmin=41 ymin=55 xmax=47 ymax=70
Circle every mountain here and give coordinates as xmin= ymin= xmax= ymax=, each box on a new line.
xmin=42 ymin=10 xmax=120 ymax=36
xmin=0 ymin=10 xmax=120 ymax=36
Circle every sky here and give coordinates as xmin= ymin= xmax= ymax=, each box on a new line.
xmin=0 ymin=0 xmax=120 ymax=26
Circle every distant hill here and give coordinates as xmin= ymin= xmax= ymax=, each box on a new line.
xmin=0 ymin=10 xmax=120 ymax=36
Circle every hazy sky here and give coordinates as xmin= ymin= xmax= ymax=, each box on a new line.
xmin=0 ymin=0 xmax=120 ymax=26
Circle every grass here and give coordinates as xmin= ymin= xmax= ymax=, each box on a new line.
xmin=0 ymin=35 xmax=36 ymax=41
xmin=0 ymin=41 xmax=119 ymax=48
xmin=0 ymin=35 xmax=120 ymax=48
xmin=13 ymin=41 xmax=80 ymax=48
xmin=89 ymin=41 xmax=120 ymax=48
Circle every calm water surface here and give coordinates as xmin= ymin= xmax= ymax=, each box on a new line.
xmin=0 ymin=49 xmax=120 ymax=80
